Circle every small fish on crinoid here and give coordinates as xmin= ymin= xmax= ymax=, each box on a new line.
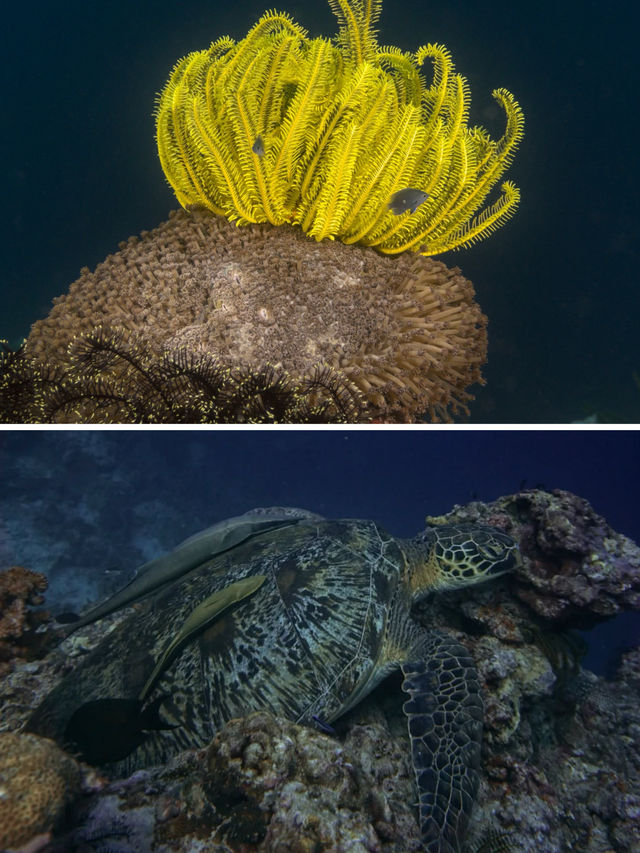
xmin=388 ymin=188 xmax=429 ymax=215
xmin=252 ymin=135 xmax=265 ymax=157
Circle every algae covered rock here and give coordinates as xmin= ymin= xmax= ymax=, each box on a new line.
xmin=203 ymin=711 xmax=418 ymax=852
xmin=427 ymin=487 xmax=640 ymax=620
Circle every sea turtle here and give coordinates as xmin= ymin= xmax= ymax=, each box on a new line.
xmin=27 ymin=508 xmax=520 ymax=852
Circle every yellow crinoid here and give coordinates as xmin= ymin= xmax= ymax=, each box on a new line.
xmin=156 ymin=0 xmax=524 ymax=256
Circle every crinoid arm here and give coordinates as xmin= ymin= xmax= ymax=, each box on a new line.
xmin=155 ymin=0 xmax=524 ymax=255
xmin=327 ymin=0 xmax=383 ymax=65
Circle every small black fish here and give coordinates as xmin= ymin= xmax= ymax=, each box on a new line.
xmin=388 ymin=187 xmax=429 ymax=215
xmin=55 ymin=611 xmax=81 ymax=624
xmin=252 ymin=135 xmax=265 ymax=157
xmin=64 ymin=695 xmax=177 ymax=765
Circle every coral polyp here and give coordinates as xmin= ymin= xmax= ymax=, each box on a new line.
xmin=156 ymin=0 xmax=524 ymax=256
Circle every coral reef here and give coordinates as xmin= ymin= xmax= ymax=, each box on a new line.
xmin=16 ymin=656 xmax=640 ymax=853
xmin=1 ymin=489 xmax=638 ymax=852
xmin=202 ymin=711 xmax=417 ymax=851
xmin=0 ymin=566 xmax=55 ymax=677
xmin=464 ymin=649 xmax=640 ymax=853
xmin=22 ymin=210 xmax=487 ymax=423
xmin=0 ymin=732 xmax=81 ymax=850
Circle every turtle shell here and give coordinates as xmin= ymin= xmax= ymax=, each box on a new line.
xmin=30 ymin=519 xmax=405 ymax=771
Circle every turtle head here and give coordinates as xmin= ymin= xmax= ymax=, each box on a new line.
xmin=409 ymin=523 xmax=521 ymax=600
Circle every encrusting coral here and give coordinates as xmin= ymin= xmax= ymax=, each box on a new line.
xmin=21 ymin=210 xmax=487 ymax=422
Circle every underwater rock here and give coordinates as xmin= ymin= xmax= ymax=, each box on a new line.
xmin=39 ymin=713 xmax=417 ymax=852
xmin=203 ymin=711 xmax=418 ymax=852
xmin=465 ymin=649 xmax=640 ymax=853
xmin=19 ymin=670 xmax=640 ymax=853
xmin=424 ymin=489 xmax=640 ymax=852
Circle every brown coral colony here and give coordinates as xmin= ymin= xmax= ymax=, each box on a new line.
xmin=0 ymin=566 xmax=51 ymax=677
xmin=24 ymin=210 xmax=487 ymax=422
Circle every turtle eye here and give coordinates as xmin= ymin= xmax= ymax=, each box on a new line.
xmin=485 ymin=542 xmax=505 ymax=558
xmin=483 ymin=541 xmax=520 ymax=574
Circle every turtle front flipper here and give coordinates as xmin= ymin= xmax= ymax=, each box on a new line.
xmin=401 ymin=630 xmax=483 ymax=853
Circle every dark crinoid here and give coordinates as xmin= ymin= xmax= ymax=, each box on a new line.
xmin=0 ymin=326 xmax=368 ymax=424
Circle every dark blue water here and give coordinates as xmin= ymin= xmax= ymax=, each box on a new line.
xmin=2 ymin=0 xmax=638 ymax=422
xmin=1 ymin=429 xmax=638 ymax=676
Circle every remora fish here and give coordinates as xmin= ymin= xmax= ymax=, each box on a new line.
xmin=60 ymin=507 xmax=322 ymax=634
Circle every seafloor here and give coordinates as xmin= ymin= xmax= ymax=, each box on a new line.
xmin=1 ymin=489 xmax=639 ymax=853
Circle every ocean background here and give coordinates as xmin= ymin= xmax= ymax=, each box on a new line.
xmin=2 ymin=0 xmax=638 ymax=423
xmin=1 ymin=428 xmax=638 ymax=678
